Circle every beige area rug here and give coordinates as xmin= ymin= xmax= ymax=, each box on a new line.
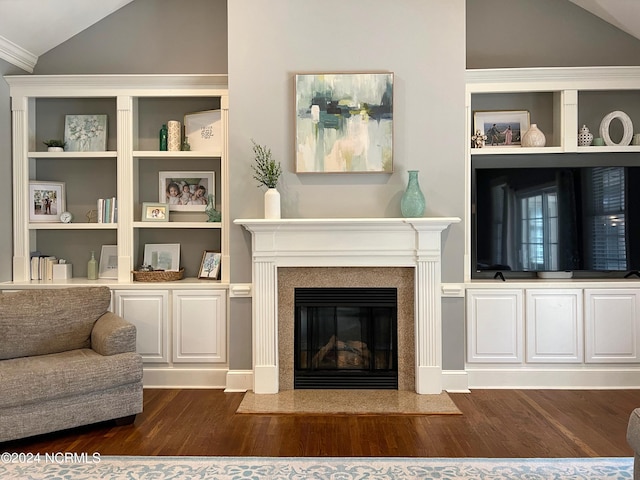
xmin=236 ymin=390 xmax=462 ymax=415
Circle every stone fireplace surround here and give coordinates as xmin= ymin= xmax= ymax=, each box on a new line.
xmin=234 ymin=218 xmax=460 ymax=395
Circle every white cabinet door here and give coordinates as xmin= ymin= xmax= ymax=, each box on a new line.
xmin=466 ymin=289 xmax=523 ymax=363
xmin=172 ymin=290 xmax=227 ymax=363
xmin=526 ymin=289 xmax=583 ymax=363
xmin=585 ymin=289 xmax=640 ymax=363
xmin=114 ymin=290 xmax=169 ymax=363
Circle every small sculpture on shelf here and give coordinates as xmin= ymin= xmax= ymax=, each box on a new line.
xmin=471 ymin=130 xmax=487 ymax=148
xmin=86 ymin=209 xmax=98 ymax=223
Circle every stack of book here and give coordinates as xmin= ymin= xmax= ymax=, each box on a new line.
xmin=30 ymin=254 xmax=58 ymax=281
xmin=97 ymin=197 xmax=117 ymax=223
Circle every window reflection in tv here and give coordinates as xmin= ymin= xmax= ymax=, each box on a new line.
xmin=473 ymin=166 xmax=640 ymax=277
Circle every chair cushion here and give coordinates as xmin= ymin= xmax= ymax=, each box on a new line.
xmin=0 ymin=287 xmax=111 ymax=360
xmin=0 ymin=348 xmax=143 ymax=409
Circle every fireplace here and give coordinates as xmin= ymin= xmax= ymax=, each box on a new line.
xmin=234 ymin=217 xmax=460 ymax=394
xmin=294 ymin=287 xmax=398 ymax=389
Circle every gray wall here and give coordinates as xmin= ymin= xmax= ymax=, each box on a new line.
xmin=3 ymin=0 xmax=640 ymax=372
xmin=467 ymin=0 xmax=640 ymax=68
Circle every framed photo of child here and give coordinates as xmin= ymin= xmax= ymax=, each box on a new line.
xmin=29 ymin=181 xmax=66 ymax=222
xmin=158 ymin=171 xmax=214 ymax=212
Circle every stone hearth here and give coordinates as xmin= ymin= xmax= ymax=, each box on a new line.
xmin=234 ymin=218 xmax=459 ymax=394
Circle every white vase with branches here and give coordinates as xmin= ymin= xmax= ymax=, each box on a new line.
xmin=251 ymin=140 xmax=282 ymax=219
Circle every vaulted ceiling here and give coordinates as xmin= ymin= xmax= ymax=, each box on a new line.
xmin=0 ymin=0 xmax=638 ymax=73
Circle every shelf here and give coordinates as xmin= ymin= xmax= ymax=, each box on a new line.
xmin=28 ymin=222 xmax=117 ymax=230
xmin=134 ymin=151 xmax=222 ymax=158
xmin=471 ymin=146 xmax=563 ymax=155
xmin=28 ymin=151 xmax=117 ymax=158
xmin=132 ymin=221 xmax=221 ymax=229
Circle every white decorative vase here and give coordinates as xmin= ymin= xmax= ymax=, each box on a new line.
xmin=47 ymin=146 xmax=64 ymax=152
xmin=264 ymin=188 xmax=281 ymax=219
xmin=521 ymin=123 xmax=546 ymax=147
xmin=167 ymin=120 xmax=181 ymax=151
xmin=578 ymin=124 xmax=593 ymax=146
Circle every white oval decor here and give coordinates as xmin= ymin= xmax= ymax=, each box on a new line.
xmin=599 ymin=110 xmax=633 ymax=146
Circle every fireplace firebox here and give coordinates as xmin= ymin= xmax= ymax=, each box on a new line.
xmin=294 ymin=287 xmax=398 ymax=389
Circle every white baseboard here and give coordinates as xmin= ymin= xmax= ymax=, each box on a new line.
xmin=465 ymin=367 xmax=640 ymax=389
xmin=142 ymin=367 xmax=228 ymax=388
xmin=225 ymin=370 xmax=253 ymax=392
xmin=442 ymin=370 xmax=470 ymax=393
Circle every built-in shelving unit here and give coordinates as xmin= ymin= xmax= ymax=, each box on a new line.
xmin=463 ymin=67 xmax=640 ymax=389
xmin=3 ymin=75 xmax=232 ymax=388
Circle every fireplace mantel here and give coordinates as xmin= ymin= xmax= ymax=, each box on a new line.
xmin=234 ymin=217 xmax=460 ymax=394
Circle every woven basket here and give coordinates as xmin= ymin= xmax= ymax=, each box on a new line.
xmin=132 ymin=268 xmax=184 ymax=282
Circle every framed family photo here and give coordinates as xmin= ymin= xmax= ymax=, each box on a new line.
xmin=473 ymin=110 xmax=530 ymax=147
xmin=141 ymin=202 xmax=168 ymax=222
xmin=198 ymin=250 xmax=222 ymax=279
xmin=29 ymin=181 xmax=66 ymax=222
xmin=295 ymin=72 xmax=394 ymax=173
xmin=159 ymin=171 xmax=214 ymax=212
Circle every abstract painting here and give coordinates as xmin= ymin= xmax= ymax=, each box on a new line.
xmin=295 ymin=73 xmax=393 ymax=173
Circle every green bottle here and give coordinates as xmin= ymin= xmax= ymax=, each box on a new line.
xmin=159 ymin=124 xmax=168 ymax=151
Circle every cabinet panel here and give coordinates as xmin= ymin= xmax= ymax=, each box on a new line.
xmin=526 ymin=289 xmax=583 ymax=363
xmin=172 ymin=290 xmax=226 ymax=363
xmin=466 ymin=289 xmax=523 ymax=363
xmin=114 ymin=290 xmax=169 ymax=363
xmin=585 ymin=289 xmax=640 ymax=363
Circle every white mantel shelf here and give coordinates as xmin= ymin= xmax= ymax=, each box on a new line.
xmin=235 ymin=217 xmax=460 ymax=395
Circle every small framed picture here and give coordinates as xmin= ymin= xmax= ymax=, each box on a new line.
xmin=473 ymin=110 xmax=530 ymax=147
xmin=29 ymin=181 xmax=66 ymax=222
xmin=99 ymin=245 xmax=118 ymax=279
xmin=143 ymin=243 xmax=180 ymax=271
xmin=141 ymin=202 xmax=169 ymax=222
xmin=159 ymin=171 xmax=214 ymax=212
xmin=198 ymin=251 xmax=222 ymax=279
xmin=64 ymin=114 xmax=108 ymax=152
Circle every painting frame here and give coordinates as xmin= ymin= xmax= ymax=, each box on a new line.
xmin=198 ymin=250 xmax=222 ymax=279
xmin=158 ymin=171 xmax=214 ymax=212
xmin=141 ymin=202 xmax=169 ymax=222
xmin=64 ymin=114 xmax=108 ymax=152
xmin=295 ymin=72 xmax=394 ymax=174
xmin=473 ymin=110 xmax=530 ymax=147
xmin=143 ymin=243 xmax=181 ymax=272
xmin=29 ymin=181 xmax=66 ymax=222
xmin=98 ymin=245 xmax=118 ymax=279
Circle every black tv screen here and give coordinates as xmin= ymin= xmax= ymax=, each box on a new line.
xmin=472 ymin=165 xmax=640 ymax=278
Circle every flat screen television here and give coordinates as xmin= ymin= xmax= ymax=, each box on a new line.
xmin=472 ymin=162 xmax=640 ymax=279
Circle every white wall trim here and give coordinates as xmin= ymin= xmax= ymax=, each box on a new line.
xmin=141 ymin=367 xmax=228 ymax=389
xmin=466 ymin=366 xmax=640 ymax=389
xmin=442 ymin=370 xmax=470 ymax=393
xmin=225 ymin=370 xmax=253 ymax=392
xmin=0 ymin=35 xmax=37 ymax=73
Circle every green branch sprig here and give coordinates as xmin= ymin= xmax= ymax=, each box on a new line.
xmin=251 ymin=140 xmax=282 ymax=189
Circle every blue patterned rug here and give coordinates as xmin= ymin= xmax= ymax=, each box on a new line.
xmin=0 ymin=456 xmax=633 ymax=479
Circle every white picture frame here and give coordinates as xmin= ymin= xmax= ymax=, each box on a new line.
xmin=184 ymin=110 xmax=222 ymax=152
xmin=29 ymin=181 xmax=66 ymax=222
xmin=99 ymin=245 xmax=118 ymax=279
xmin=143 ymin=243 xmax=180 ymax=271
xmin=159 ymin=171 xmax=214 ymax=212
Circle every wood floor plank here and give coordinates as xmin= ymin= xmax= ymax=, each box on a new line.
xmin=1 ymin=389 xmax=638 ymax=457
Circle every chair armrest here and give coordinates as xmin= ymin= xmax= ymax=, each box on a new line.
xmin=91 ymin=312 xmax=137 ymax=356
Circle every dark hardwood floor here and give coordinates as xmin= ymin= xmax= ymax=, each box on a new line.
xmin=2 ymin=389 xmax=638 ymax=457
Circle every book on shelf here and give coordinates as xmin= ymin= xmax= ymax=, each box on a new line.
xmin=97 ymin=197 xmax=117 ymax=223
xmin=30 ymin=254 xmax=58 ymax=281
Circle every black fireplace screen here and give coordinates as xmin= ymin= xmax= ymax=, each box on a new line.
xmin=294 ymin=287 xmax=398 ymax=389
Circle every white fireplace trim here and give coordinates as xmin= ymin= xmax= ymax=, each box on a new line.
xmin=234 ymin=217 xmax=460 ymax=395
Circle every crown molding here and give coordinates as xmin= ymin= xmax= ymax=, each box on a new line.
xmin=0 ymin=35 xmax=37 ymax=73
